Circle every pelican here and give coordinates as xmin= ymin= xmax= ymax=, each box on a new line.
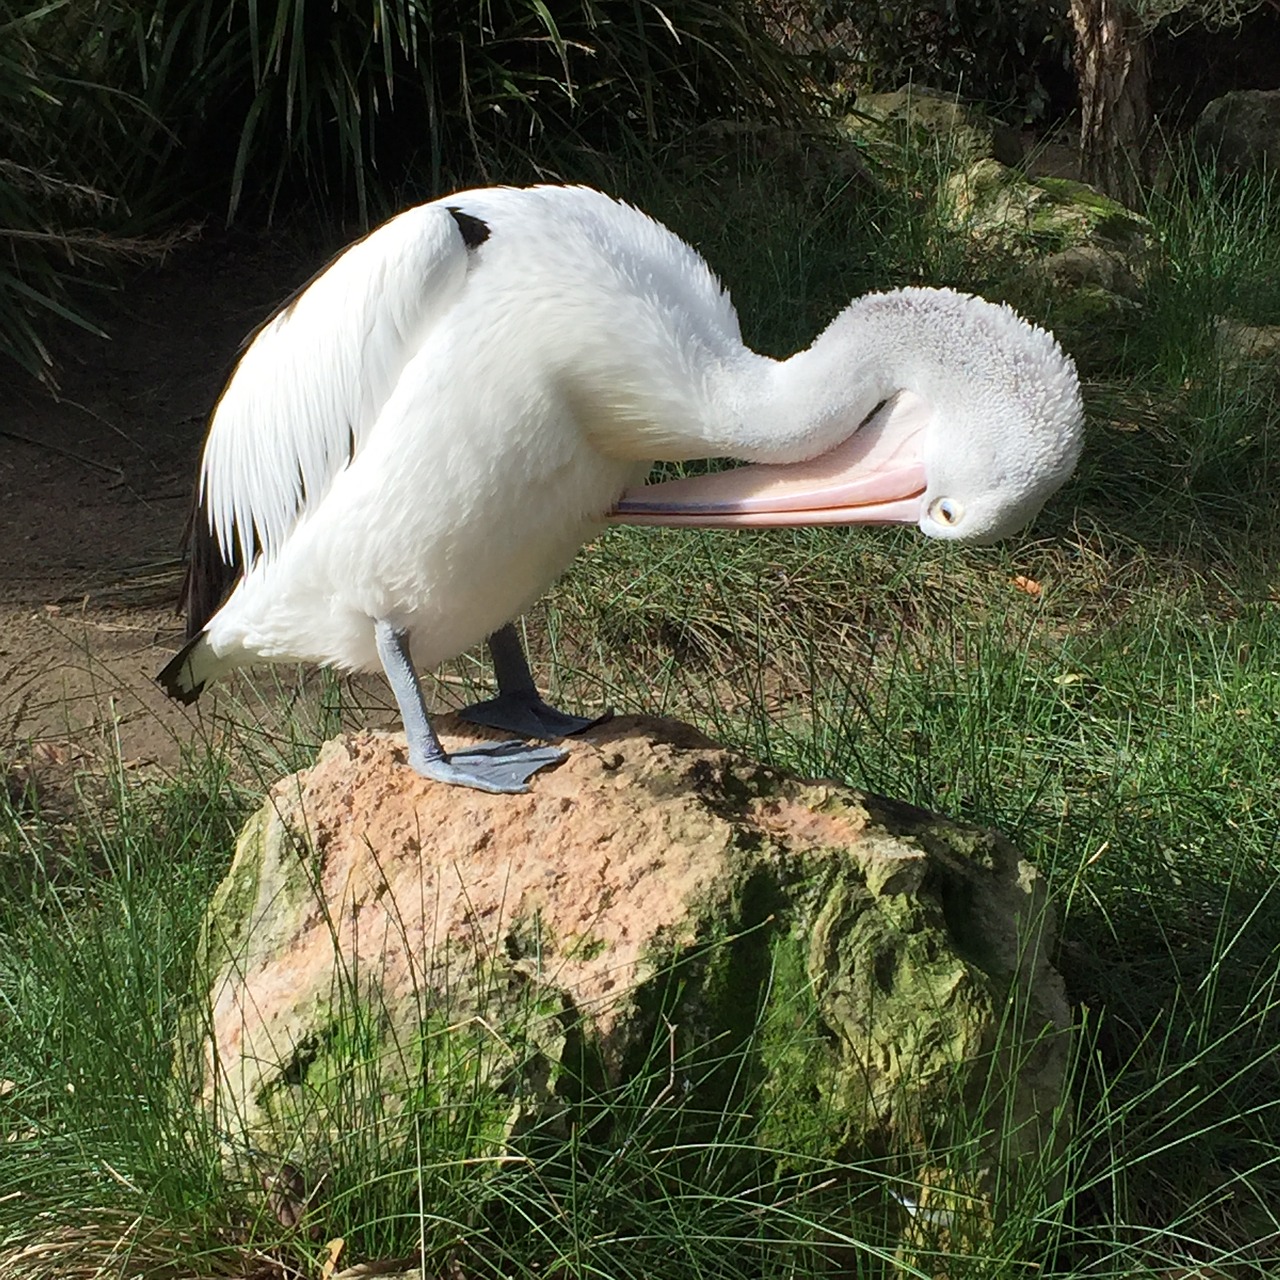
xmin=159 ymin=184 xmax=1082 ymax=793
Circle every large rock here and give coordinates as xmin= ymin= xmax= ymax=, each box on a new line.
xmin=1195 ymin=89 xmax=1280 ymax=175
xmin=183 ymin=716 xmax=1070 ymax=1231
xmin=840 ymin=86 xmax=1025 ymax=169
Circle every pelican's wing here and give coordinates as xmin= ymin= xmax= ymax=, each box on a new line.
xmin=182 ymin=202 xmax=485 ymax=635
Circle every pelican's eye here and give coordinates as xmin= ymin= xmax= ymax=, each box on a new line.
xmin=929 ymin=497 xmax=964 ymax=526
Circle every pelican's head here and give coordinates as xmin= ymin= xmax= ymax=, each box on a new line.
xmin=612 ymin=287 xmax=1084 ymax=545
xmin=902 ymin=288 xmax=1083 ymax=544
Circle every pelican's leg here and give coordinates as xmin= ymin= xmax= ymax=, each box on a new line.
xmin=375 ymin=620 xmax=565 ymax=794
xmin=458 ymin=622 xmax=613 ymax=739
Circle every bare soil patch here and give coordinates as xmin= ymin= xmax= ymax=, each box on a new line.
xmin=0 ymin=232 xmax=335 ymax=772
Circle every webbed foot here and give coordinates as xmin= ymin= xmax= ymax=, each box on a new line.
xmin=410 ymin=739 xmax=567 ymax=794
xmin=375 ymin=619 xmax=568 ymax=794
xmin=458 ymin=691 xmax=613 ymax=740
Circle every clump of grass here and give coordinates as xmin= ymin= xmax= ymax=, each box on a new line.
xmin=1065 ymin=154 xmax=1280 ymax=553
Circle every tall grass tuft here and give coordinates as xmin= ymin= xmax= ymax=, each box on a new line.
xmin=0 ymin=1 xmax=117 ymax=382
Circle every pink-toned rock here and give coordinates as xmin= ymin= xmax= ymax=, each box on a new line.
xmin=184 ymin=714 xmax=1069 ymax=1217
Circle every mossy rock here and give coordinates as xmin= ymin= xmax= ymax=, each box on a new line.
xmin=943 ymin=159 xmax=1153 ymax=263
xmin=177 ymin=718 xmax=1071 ymax=1230
xmin=840 ymin=86 xmax=1024 ymax=171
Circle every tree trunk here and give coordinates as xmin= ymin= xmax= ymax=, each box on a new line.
xmin=1069 ymin=0 xmax=1152 ymax=207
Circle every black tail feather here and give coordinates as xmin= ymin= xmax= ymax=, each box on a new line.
xmin=156 ymin=633 xmax=208 ymax=705
xmin=181 ymin=500 xmax=242 ymax=639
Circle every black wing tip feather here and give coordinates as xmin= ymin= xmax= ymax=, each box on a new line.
xmin=165 ymin=427 xmax=241 ymax=705
xmin=179 ymin=493 xmax=241 ymax=639
xmin=447 ymin=206 xmax=490 ymax=249
xmin=156 ymin=633 xmax=206 ymax=705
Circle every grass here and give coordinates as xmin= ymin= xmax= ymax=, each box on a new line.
xmin=3 ymin=142 xmax=1280 ymax=1277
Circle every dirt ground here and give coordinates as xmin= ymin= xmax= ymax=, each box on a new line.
xmin=0 ymin=231 xmax=361 ymax=776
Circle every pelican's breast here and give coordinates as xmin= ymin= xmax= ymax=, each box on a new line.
xmin=208 ymin=325 xmax=642 ymax=673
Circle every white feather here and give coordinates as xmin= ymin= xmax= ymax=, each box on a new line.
xmin=198 ymin=203 xmax=470 ymax=568
xmin=168 ymin=184 xmax=1082 ymax=693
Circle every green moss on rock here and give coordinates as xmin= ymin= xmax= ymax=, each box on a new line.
xmin=180 ymin=721 xmax=1071 ymax=1230
xmin=943 ymin=160 xmax=1153 ymax=263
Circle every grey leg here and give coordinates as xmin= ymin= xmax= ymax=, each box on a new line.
xmin=374 ymin=620 xmax=565 ymax=794
xmin=458 ymin=621 xmax=613 ymax=739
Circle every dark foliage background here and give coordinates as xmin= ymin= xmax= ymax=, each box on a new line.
xmin=5 ymin=0 xmax=1280 ymax=383
xmin=0 ymin=0 xmax=802 ymax=382
xmin=766 ymin=0 xmax=1076 ymax=121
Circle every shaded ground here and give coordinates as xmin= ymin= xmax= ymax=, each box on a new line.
xmin=0 ymin=231 xmax=360 ymax=772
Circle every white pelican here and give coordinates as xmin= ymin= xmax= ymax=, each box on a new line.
xmin=158 ymin=184 xmax=1083 ymax=793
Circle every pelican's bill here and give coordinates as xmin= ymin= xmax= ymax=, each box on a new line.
xmin=610 ymin=389 xmax=930 ymax=529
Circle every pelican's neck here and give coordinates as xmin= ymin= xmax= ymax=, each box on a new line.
xmin=582 ymin=287 xmax=968 ymax=467
xmin=706 ymin=295 xmax=932 ymax=466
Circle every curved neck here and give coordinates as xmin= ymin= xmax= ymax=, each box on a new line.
xmin=583 ymin=290 xmax=949 ymax=467
xmin=695 ymin=297 xmax=929 ymax=466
